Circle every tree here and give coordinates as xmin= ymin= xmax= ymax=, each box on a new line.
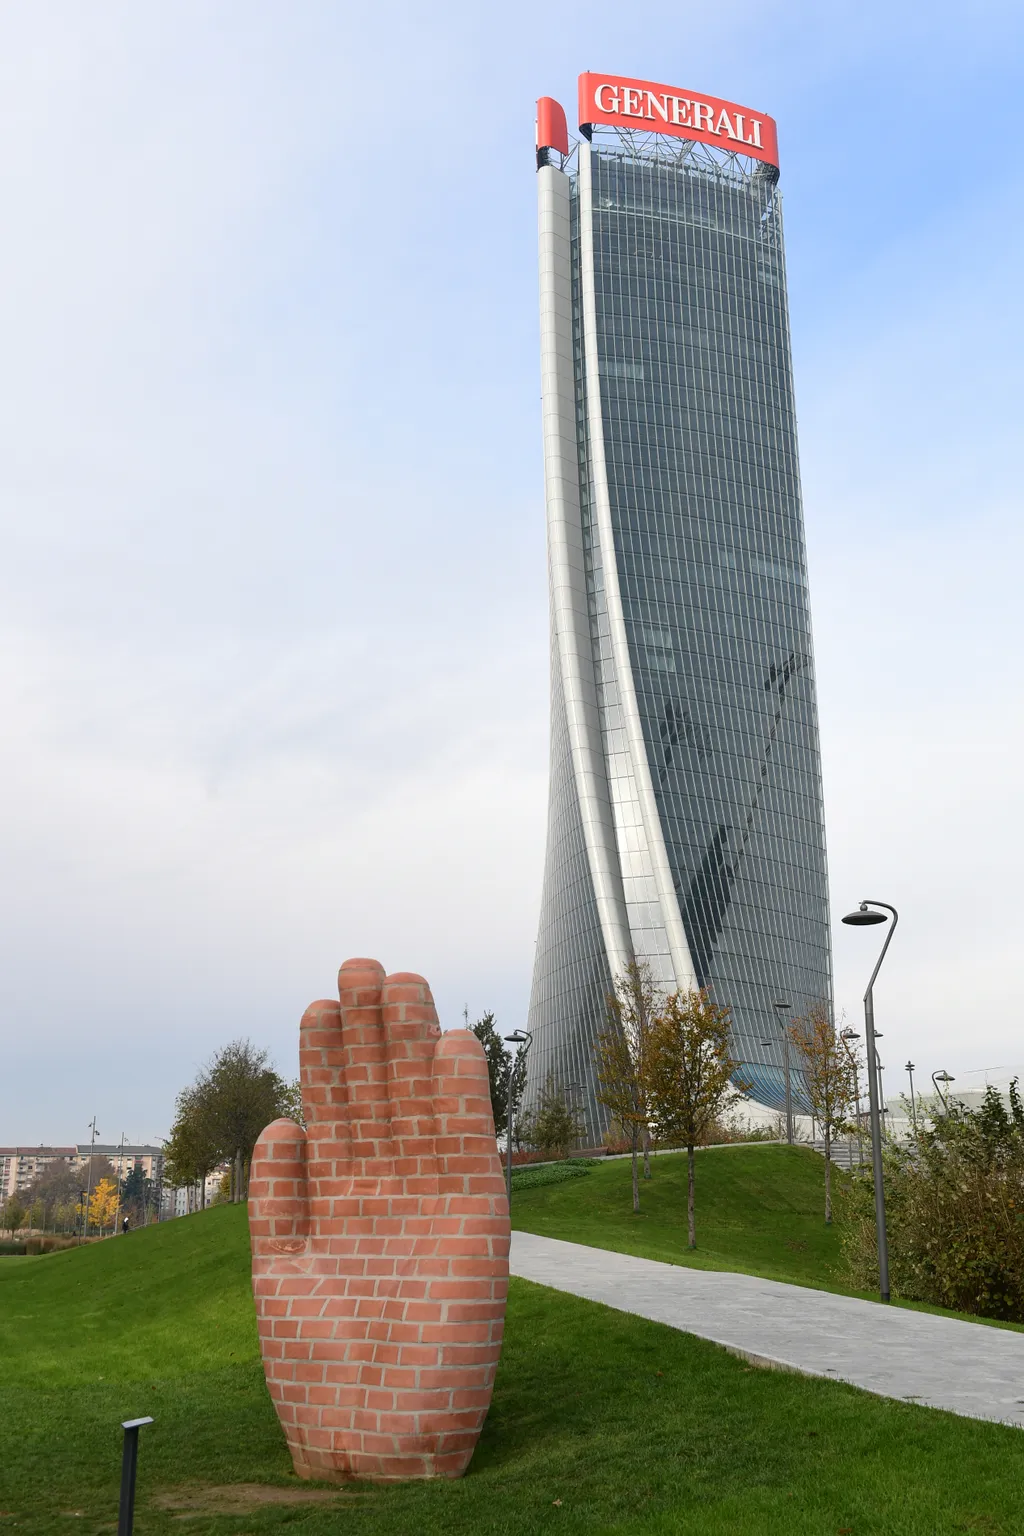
xmin=594 ymin=958 xmax=660 ymax=1213
xmin=520 ymin=1073 xmax=584 ymax=1159
xmin=170 ymin=1040 xmax=293 ymax=1203
xmin=164 ymin=1085 xmax=222 ymax=1210
xmin=119 ymin=1161 xmax=156 ymax=1226
xmin=204 ymin=1040 xmax=294 ymax=1201
xmin=788 ymin=1003 xmax=860 ymax=1224
xmin=2 ymin=1196 xmax=27 ymax=1237
xmin=468 ymin=1013 xmax=527 ymax=1147
xmin=28 ymin=1157 xmax=114 ymax=1207
xmin=23 ymin=1157 xmax=114 ymax=1233
xmin=470 ymin=1012 xmax=511 ymax=1141
xmin=646 ymin=989 xmax=743 ymax=1249
xmin=89 ymin=1178 xmax=119 ymax=1233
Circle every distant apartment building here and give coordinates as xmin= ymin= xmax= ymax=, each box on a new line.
xmin=0 ymin=1143 xmax=166 ymax=1199
xmin=86 ymin=1144 xmax=166 ymax=1186
xmin=0 ymin=1147 xmax=77 ymax=1198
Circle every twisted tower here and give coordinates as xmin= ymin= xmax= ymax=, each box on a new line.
xmin=527 ymin=77 xmax=831 ymax=1134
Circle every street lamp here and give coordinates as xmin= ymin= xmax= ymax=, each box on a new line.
xmin=83 ymin=1116 xmax=100 ymax=1240
xmin=932 ymin=1070 xmax=955 ymax=1110
xmin=773 ymin=1001 xmax=795 ymax=1145
xmin=906 ymin=1061 xmax=918 ymax=1132
xmin=840 ymin=1028 xmax=864 ymax=1164
xmin=841 ymin=899 xmax=899 ymax=1303
xmin=503 ymin=1030 xmax=532 ymax=1212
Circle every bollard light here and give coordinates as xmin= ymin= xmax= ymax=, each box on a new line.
xmin=118 ymin=1417 xmax=153 ymax=1536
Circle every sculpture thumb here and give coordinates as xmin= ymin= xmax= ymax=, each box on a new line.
xmin=249 ymin=1118 xmax=310 ymax=1256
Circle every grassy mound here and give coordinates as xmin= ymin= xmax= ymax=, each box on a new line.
xmin=2 ymin=1192 xmax=1024 ymax=1534
xmin=512 ymin=1143 xmax=841 ymax=1289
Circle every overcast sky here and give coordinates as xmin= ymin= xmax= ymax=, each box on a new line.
xmin=1 ymin=2 xmax=1022 ymax=1145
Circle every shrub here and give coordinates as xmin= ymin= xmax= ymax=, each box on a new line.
xmin=511 ymin=1160 xmax=599 ymax=1193
xmin=841 ymin=1083 xmax=1024 ymax=1321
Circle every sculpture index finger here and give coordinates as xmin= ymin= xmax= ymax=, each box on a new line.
xmin=299 ymin=999 xmax=351 ymax=1129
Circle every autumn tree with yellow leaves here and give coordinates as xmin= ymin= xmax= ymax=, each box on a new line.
xmin=88 ymin=1178 xmax=119 ymax=1233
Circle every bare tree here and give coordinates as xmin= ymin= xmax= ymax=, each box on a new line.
xmin=594 ymin=958 xmax=660 ymax=1213
xmin=789 ymin=1002 xmax=860 ymax=1224
xmin=646 ymin=989 xmax=744 ymax=1249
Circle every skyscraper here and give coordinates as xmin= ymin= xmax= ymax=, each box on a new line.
xmin=527 ymin=75 xmax=830 ymax=1134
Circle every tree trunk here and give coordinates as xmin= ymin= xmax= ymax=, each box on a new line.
xmin=234 ymin=1149 xmax=243 ymax=1204
xmin=631 ymin=1129 xmax=640 ymax=1214
xmin=687 ymin=1144 xmax=696 ymax=1249
xmin=642 ymin=1124 xmax=652 ymax=1181
xmin=824 ymin=1129 xmax=832 ymax=1225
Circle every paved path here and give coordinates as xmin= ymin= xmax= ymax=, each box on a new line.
xmin=510 ymin=1231 xmax=1024 ymax=1428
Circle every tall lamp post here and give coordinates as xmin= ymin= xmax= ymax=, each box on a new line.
xmin=842 ymin=899 xmax=899 ymax=1303
xmin=932 ymin=1070 xmax=955 ymax=1110
xmin=773 ymin=1001 xmax=794 ymax=1144
xmin=113 ymin=1132 xmax=128 ymax=1236
xmin=83 ymin=1116 xmax=100 ymax=1240
xmin=840 ymin=1028 xmax=864 ymax=1164
xmin=905 ymin=1061 xmax=918 ymax=1132
xmin=503 ymin=1029 xmax=532 ymax=1212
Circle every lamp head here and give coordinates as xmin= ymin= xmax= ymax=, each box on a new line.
xmin=905 ymin=1060 xmax=916 ymax=1071
xmin=505 ymin=1030 xmax=530 ymax=1045
xmin=840 ymin=1029 xmax=860 ymax=1041
xmin=773 ymin=1000 xmax=792 ymax=1011
xmin=842 ymin=903 xmax=887 ymax=927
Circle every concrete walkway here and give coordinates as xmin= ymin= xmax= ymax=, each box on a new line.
xmin=510 ymin=1231 xmax=1024 ymax=1428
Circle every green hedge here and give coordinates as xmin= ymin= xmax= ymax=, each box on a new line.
xmin=0 ymin=1241 xmax=27 ymax=1257
xmin=510 ymin=1159 xmax=600 ymax=1192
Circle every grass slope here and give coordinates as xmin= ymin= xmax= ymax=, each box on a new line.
xmin=513 ymin=1143 xmax=841 ymax=1288
xmin=2 ymin=1200 xmax=1024 ymax=1534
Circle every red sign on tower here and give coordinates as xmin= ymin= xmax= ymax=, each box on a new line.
xmin=578 ymin=72 xmax=779 ymax=169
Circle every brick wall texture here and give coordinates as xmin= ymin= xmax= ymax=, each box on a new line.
xmin=249 ymin=958 xmax=511 ymax=1482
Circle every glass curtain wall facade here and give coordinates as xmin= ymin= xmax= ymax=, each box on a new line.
xmin=527 ymin=115 xmax=830 ymax=1138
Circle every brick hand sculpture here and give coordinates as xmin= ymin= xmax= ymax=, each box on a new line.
xmin=248 ymin=958 xmax=510 ymax=1482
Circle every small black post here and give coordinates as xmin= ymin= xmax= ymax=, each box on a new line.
xmin=118 ymin=1417 xmax=153 ymax=1536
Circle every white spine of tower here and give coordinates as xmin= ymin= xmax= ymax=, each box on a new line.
xmin=537 ymin=161 xmax=633 ymax=977
xmin=574 ymin=144 xmax=697 ymax=993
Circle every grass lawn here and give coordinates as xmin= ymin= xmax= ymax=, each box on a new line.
xmin=513 ymin=1143 xmax=842 ymax=1288
xmin=3 ymin=1202 xmax=1024 ymax=1535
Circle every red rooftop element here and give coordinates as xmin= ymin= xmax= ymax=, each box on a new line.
xmin=536 ymin=96 xmax=569 ymax=156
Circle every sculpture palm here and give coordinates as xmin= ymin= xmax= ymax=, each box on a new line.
xmin=248 ymin=958 xmax=510 ymax=1481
